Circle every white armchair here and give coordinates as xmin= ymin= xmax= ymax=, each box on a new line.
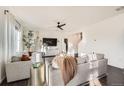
xmin=5 ymin=61 xmax=31 ymax=83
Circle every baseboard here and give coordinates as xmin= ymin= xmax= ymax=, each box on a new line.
xmin=108 ymin=64 xmax=123 ymax=69
xmin=0 ymin=76 xmax=5 ymax=84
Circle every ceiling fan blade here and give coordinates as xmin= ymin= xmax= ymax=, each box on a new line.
xmin=60 ymin=24 xmax=66 ymax=27
xmin=59 ymin=27 xmax=64 ymax=30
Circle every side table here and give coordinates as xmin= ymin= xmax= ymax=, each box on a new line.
xmin=30 ymin=63 xmax=45 ymax=86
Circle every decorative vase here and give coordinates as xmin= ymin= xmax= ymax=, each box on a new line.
xmin=28 ymin=48 xmax=32 ymax=56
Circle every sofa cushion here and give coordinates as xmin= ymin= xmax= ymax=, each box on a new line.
xmin=77 ymin=57 xmax=87 ymax=64
xmin=88 ymin=53 xmax=104 ymax=61
xmin=11 ymin=56 xmax=21 ymax=62
xmin=94 ymin=53 xmax=104 ymax=60
xmin=51 ymin=56 xmax=60 ymax=69
xmin=52 ymin=61 xmax=59 ymax=69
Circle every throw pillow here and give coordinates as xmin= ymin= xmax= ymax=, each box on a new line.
xmin=51 ymin=55 xmax=61 ymax=69
xmin=94 ymin=53 xmax=104 ymax=60
xmin=77 ymin=57 xmax=87 ymax=64
xmin=88 ymin=53 xmax=104 ymax=62
xmin=11 ymin=56 xmax=21 ymax=62
xmin=21 ymin=54 xmax=30 ymax=61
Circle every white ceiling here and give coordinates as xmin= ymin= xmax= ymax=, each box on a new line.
xmin=5 ymin=6 xmax=124 ymax=32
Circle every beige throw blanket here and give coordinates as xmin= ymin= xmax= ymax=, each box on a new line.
xmin=52 ymin=55 xmax=77 ymax=85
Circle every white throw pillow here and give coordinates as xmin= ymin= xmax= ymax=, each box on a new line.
xmin=77 ymin=57 xmax=87 ymax=64
xmin=94 ymin=53 xmax=104 ymax=60
xmin=11 ymin=56 xmax=21 ymax=62
xmin=88 ymin=53 xmax=104 ymax=61
xmin=52 ymin=61 xmax=59 ymax=69
xmin=51 ymin=56 xmax=60 ymax=69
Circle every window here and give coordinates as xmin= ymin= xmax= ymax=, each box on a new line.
xmin=15 ymin=22 xmax=22 ymax=53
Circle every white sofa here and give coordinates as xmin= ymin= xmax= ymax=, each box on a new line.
xmin=5 ymin=61 xmax=32 ymax=83
xmin=47 ymin=54 xmax=108 ymax=86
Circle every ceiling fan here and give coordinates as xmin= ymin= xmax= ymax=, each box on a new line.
xmin=57 ymin=22 xmax=66 ymax=30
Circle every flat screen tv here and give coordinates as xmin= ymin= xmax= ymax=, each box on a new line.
xmin=43 ymin=38 xmax=57 ymax=46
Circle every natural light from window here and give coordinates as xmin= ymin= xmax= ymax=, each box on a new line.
xmin=15 ymin=26 xmax=22 ymax=53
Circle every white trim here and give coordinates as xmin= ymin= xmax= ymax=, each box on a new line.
xmin=108 ymin=63 xmax=123 ymax=69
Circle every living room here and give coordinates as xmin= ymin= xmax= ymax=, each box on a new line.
xmin=0 ymin=6 xmax=124 ymax=86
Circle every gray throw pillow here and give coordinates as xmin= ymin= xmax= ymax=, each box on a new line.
xmin=11 ymin=56 xmax=21 ymax=62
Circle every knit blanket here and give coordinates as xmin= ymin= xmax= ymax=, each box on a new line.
xmin=52 ymin=55 xmax=77 ymax=85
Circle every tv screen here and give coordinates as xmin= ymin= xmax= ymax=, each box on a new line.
xmin=43 ymin=38 xmax=57 ymax=46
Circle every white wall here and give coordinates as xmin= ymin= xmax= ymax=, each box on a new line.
xmin=78 ymin=13 xmax=124 ymax=69
xmin=39 ymin=30 xmax=66 ymax=52
xmin=22 ymin=27 xmax=66 ymax=52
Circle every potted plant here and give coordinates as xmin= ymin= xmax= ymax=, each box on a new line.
xmin=23 ymin=30 xmax=34 ymax=56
